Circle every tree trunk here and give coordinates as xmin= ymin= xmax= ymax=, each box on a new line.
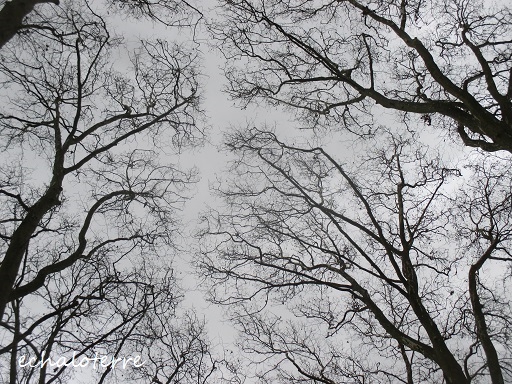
xmin=468 ymin=242 xmax=505 ymax=384
xmin=0 ymin=179 xmax=63 ymax=320
xmin=0 ymin=0 xmax=59 ymax=49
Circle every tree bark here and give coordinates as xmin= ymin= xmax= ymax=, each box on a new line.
xmin=0 ymin=177 xmax=63 ymax=320
xmin=468 ymin=240 xmax=505 ymax=384
xmin=0 ymin=0 xmax=59 ymax=49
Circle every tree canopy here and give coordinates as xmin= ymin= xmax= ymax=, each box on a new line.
xmin=212 ymin=0 xmax=512 ymax=152
xmin=198 ymin=1 xmax=512 ymax=383
xmin=1 ymin=0 xmax=512 ymax=383
xmin=199 ymin=127 xmax=512 ymax=384
xmin=0 ymin=1 xmax=231 ymax=383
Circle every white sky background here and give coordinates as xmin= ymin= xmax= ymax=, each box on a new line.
xmin=0 ymin=0 xmax=266 ymax=380
xmin=102 ymin=1 xmax=512 ymax=382
xmin=5 ymin=0 xmax=490 ymax=381
xmin=107 ymin=0 xmax=468 ymax=362
xmin=103 ymin=0 xmax=302 ymax=363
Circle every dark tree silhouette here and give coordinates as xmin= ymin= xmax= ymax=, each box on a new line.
xmin=199 ymin=128 xmax=512 ymax=384
xmin=0 ymin=0 xmax=59 ymax=49
xmin=0 ymin=1 xmax=228 ymax=383
xmin=212 ymin=0 xmax=512 ymax=152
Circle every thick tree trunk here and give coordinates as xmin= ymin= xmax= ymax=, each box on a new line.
xmin=347 ymin=273 xmax=469 ymax=383
xmin=0 ymin=0 xmax=59 ymax=49
xmin=0 ymin=179 xmax=63 ymax=320
xmin=468 ymin=241 xmax=505 ymax=384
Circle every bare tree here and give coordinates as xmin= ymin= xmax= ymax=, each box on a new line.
xmin=198 ymin=128 xmax=512 ymax=384
xmin=0 ymin=0 xmax=200 ymax=319
xmin=212 ymin=0 xmax=512 ymax=152
xmin=0 ymin=1 xmax=227 ymax=383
